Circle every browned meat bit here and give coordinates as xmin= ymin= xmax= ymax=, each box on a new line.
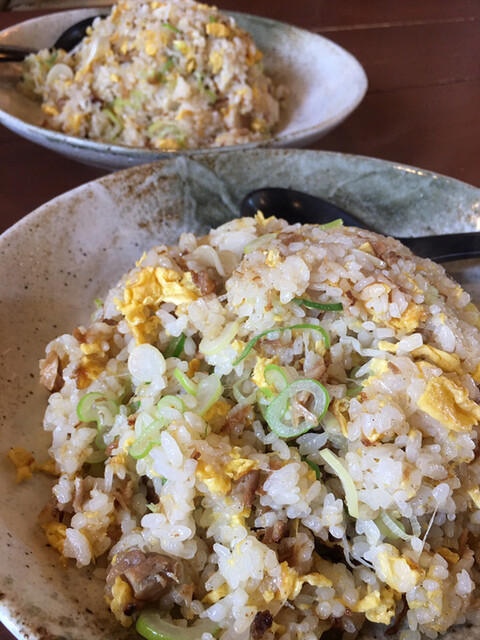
xmin=277 ymin=537 xmax=296 ymax=564
xmin=230 ymin=469 xmax=260 ymax=507
xmin=192 ymin=270 xmax=216 ymax=295
xmin=262 ymin=520 xmax=288 ymax=544
xmin=221 ymin=404 xmax=254 ymax=438
xmin=250 ymin=610 xmax=273 ymax=640
xmin=140 ymin=475 xmax=159 ymax=505
xmin=107 ymin=550 xmax=181 ymax=601
xmin=39 ymin=350 xmax=64 ymax=392
xmin=370 ymin=239 xmax=403 ymax=266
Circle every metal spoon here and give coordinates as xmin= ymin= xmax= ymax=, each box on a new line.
xmin=0 ymin=16 xmax=97 ymax=62
xmin=240 ymin=187 xmax=480 ymax=262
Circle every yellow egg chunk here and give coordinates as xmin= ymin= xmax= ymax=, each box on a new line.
xmin=417 ymin=375 xmax=480 ymax=432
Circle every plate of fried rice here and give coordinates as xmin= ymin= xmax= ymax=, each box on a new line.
xmin=0 ymin=0 xmax=367 ymax=170
xmin=1 ymin=149 xmax=480 ymax=640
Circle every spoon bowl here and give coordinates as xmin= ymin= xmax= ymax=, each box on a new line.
xmin=0 ymin=15 xmax=97 ymax=61
xmin=241 ymin=187 xmax=480 ymax=262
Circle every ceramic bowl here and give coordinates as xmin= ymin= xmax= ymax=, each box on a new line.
xmin=1 ymin=149 xmax=480 ymax=640
xmin=0 ymin=9 xmax=367 ymax=170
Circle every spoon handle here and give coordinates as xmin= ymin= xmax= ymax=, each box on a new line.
xmin=0 ymin=44 xmax=35 ymax=62
xmin=399 ymin=232 xmax=480 ymax=262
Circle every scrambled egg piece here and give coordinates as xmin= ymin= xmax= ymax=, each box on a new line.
xmin=255 ymin=211 xmax=277 ymax=227
xmin=42 ymin=521 xmax=67 ymax=566
xmin=7 ymin=447 xmax=58 ymax=482
xmin=203 ymin=583 xmax=229 ymax=604
xmin=116 ymin=267 xmax=200 ymax=344
xmin=374 ymin=545 xmax=425 ymax=593
xmin=224 ymin=456 xmax=259 ymax=481
xmin=195 ymin=460 xmax=231 ymax=495
xmin=251 ymin=356 xmax=279 ymax=389
xmin=436 ymin=547 xmax=460 ymax=565
xmin=202 ymin=399 xmax=231 ymax=429
xmin=208 ymin=50 xmax=223 ymax=74
xmin=467 ymin=486 xmax=480 ymax=509
xmin=417 ymin=375 xmax=480 ymax=432
xmin=388 ymin=302 xmax=427 ymax=333
xmin=107 ymin=576 xmax=134 ymax=627
xmin=206 ymin=22 xmax=231 ymax=38
xmin=378 ymin=342 xmax=462 ymax=375
xmin=412 ymin=345 xmax=462 ymax=374
xmin=277 ymin=562 xmax=332 ymax=601
xmin=8 ymin=447 xmax=35 ymax=482
xmin=352 ymin=585 xmax=399 ymax=625
xmin=330 ymin=398 xmax=350 ymax=438
xmin=362 ymin=357 xmax=389 ymax=387
xmin=265 ymin=249 xmax=281 ymax=267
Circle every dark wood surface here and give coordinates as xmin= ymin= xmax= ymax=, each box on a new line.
xmin=1 ymin=1 xmax=479 ymax=638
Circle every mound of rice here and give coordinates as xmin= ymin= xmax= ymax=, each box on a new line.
xmin=38 ymin=214 xmax=480 ymax=640
xmin=22 ymin=0 xmax=281 ymax=149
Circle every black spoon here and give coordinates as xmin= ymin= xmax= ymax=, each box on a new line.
xmin=240 ymin=187 xmax=480 ymax=262
xmin=0 ymin=16 xmax=97 ymax=62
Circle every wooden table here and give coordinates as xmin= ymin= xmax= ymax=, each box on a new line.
xmin=0 ymin=1 xmax=479 ymax=638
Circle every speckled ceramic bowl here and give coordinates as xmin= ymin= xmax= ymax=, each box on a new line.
xmin=1 ymin=149 xmax=480 ymax=640
xmin=0 ymin=9 xmax=367 ymax=170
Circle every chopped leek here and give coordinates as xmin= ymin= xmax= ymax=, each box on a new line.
xmin=303 ymin=457 xmax=322 ymax=480
xmin=319 ymin=219 xmax=343 ymax=230
xmin=76 ymin=392 xmax=118 ymax=428
xmin=265 ymin=379 xmax=329 ymax=438
xmin=319 ymin=448 xmax=358 ymax=518
xmin=293 ymin=297 xmax=343 ymax=312
xmin=243 ymin=233 xmax=277 ymax=254
xmin=162 ymin=22 xmax=181 ymax=33
xmin=196 ymin=374 xmax=223 ymax=416
xmin=233 ymin=323 xmax=330 ymax=366
xmin=199 ymin=321 xmax=239 ymax=356
xmin=164 ymin=333 xmax=186 ymax=359
xmin=147 ymin=121 xmax=186 ymax=146
xmin=375 ymin=512 xmax=411 ymax=541
xmin=101 ymin=108 xmax=123 ymax=140
xmin=232 ymin=375 xmax=257 ymax=405
xmin=129 ymin=419 xmax=165 ymax=459
xmin=263 ymin=364 xmax=288 ymax=392
xmin=174 ymin=367 xmax=198 ymax=395
xmin=136 ymin=610 xmax=219 ymax=640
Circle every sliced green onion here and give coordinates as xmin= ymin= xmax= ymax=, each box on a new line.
xmin=101 ymin=108 xmax=123 ymax=140
xmin=147 ymin=121 xmax=186 ymax=146
xmin=94 ymin=298 xmax=103 ymax=309
xmin=174 ymin=367 xmax=198 ymax=395
xmin=375 ymin=512 xmax=412 ymax=541
xmin=196 ymin=374 xmax=223 ymax=416
xmin=232 ymin=375 xmax=257 ymax=405
xmin=164 ymin=333 xmax=186 ymax=359
xmin=233 ymin=324 xmax=330 ymax=367
xmin=76 ymin=392 xmax=118 ymax=428
xmin=303 ymin=457 xmax=322 ymax=480
xmin=243 ymin=233 xmax=277 ymax=255
xmin=157 ymin=395 xmax=185 ymax=413
xmin=319 ymin=219 xmax=343 ymax=230
xmin=265 ymin=379 xmax=329 ymax=438
xmin=346 ymin=385 xmax=363 ymax=398
xmin=129 ymin=419 xmax=165 ymax=459
xmin=256 ymin=387 xmax=274 ymax=419
xmin=208 ymin=15 xmax=218 ymax=22
xmin=263 ymin=364 xmax=288 ymax=393
xmin=293 ymin=297 xmax=343 ymax=312
xmin=319 ymin=448 xmax=358 ymax=518
xmin=45 ymin=51 xmax=58 ymax=68
xmin=199 ymin=321 xmax=239 ymax=356
xmin=162 ymin=22 xmax=181 ymax=33
xmin=136 ymin=610 xmax=219 ymax=640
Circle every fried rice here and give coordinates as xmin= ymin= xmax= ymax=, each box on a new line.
xmin=21 ymin=0 xmax=281 ymax=150
xmin=38 ymin=214 xmax=480 ymax=640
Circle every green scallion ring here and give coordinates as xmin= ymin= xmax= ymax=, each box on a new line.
xmin=233 ymin=323 xmax=330 ymax=367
